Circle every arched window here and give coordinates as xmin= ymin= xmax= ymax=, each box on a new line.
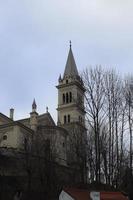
xmin=64 ymin=115 xmax=66 ymax=124
xmin=68 ymin=115 xmax=70 ymax=123
xmin=62 ymin=93 xmax=65 ymax=104
xmin=66 ymin=93 xmax=69 ymax=103
xmin=66 ymin=79 xmax=68 ymax=84
xmin=3 ymin=135 xmax=7 ymax=140
xmin=69 ymin=92 xmax=72 ymax=103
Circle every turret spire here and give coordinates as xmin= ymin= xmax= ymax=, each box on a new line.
xmin=30 ymin=99 xmax=38 ymax=131
xmin=32 ymin=98 xmax=37 ymax=112
xmin=58 ymin=74 xmax=62 ymax=82
xmin=63 ymin=42 xmax=79 ymax=78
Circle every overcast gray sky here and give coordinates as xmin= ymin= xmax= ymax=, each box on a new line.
xmin=0 ymin=0 xmax=133 ymax=121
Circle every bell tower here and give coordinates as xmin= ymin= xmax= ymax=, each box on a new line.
xmin=56 ymin=43 xmax=87 ymax=182
xmin=57 ymin=42 xmax=85 ymax=127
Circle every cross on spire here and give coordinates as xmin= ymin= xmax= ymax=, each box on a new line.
xmin=69 ymin=40 xmax=72 ymax=48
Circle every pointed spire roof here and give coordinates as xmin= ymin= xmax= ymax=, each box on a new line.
xmin=63 ymin=41 xmax=79 ymax=78
xmin=58 ymin=74 xmax=62 ymax=82
xmin=32 ymin=98 xmax=37 ymax=111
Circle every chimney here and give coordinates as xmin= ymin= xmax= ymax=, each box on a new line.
xmin=10 ymin=108 xmax=14 ymax=120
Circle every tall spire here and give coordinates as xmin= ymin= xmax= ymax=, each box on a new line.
xmin=63 ymin=42 xmax=79 ymax=78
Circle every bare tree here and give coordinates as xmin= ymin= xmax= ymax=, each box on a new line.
xmin=32 ymin=126 xmax=58 ymax=200
xmin=66 ymin=123 xmax=87 ymax=184
xmin=82 ymin=66 xmax=131 ymax=188
xmin=124 ymin=77 xmax=133 ymax=174
xmin=104 ymin=70 xmax=124 ymax=186
xmin=83 ymin=66 xmax=106 ymax=182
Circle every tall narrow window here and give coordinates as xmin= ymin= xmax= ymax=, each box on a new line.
xmin=69 ymin=92 xmax=72 ymax=103
xmin=24 ymin=138 xmax=27 ymax=151
xmin=3 ymin=135 xmax=7 ymax=140
xmin=68 ymin=115 xmax=70 ymax=123
xmin=66 ymin=93 xmax=69 ymax=103
xmin=64 ymin=115 xmax=66 ymax=124
xmin=63 ymin=93 xmax=65 ymax=104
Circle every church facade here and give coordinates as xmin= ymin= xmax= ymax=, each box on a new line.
xmin=0 ymin=44 xmax=86 ymax=187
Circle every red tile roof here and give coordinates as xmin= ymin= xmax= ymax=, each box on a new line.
xmin=101 ymin=192 xmax=127 ymax=200
xmin=63 ymin=188 xmax=127 ymax=200
xmin=64 ymin=188 xmax=89 ymax=200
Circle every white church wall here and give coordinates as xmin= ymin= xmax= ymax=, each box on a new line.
xmin=0 ymin=125 xmax=32 ymax=150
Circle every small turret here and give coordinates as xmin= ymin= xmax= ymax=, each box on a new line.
xmin=30 ymin=99 xmax=38 ymax=131
xmin=10 ymin=108 xmax=14 ymax=120
xmin=58 ymin=74 xmax=62 ymax=82
xmin=32 ymin=98 xmax=37 ymax=112
xmin=46 ymin=106 xmax=49 ymax=113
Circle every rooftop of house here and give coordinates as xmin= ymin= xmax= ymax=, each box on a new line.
xmin=62 ymin=188 xmax=127 ymax=200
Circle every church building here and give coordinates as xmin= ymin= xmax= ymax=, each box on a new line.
xmin=0 ymin=43 xmax=86 ymax=186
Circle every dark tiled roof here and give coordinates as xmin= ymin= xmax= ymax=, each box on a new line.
xmin=18 ymin=112 xmax=55 ymax=127
xmin=0 ymin=112 xmax=13 ymax=122
xmin=63 ymin=46 xmax=79 ymax=78
xmin=38 ymin=112 xmax=55 ymax=126
xmin=0 ymin=121 xmax=34 ymax=133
